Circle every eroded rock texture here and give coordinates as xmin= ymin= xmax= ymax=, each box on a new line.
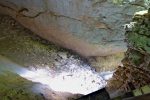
xmin=107 ymin=9 xmax=150 ymax=95
xmin=0 ymin=0 xmax=148 ymax=57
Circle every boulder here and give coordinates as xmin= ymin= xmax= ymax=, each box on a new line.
xmin=0 ymin=0 xmax=147 ymax=57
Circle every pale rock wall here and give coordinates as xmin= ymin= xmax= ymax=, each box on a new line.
xmin=0 ymin=0 xmax=146 ymax=57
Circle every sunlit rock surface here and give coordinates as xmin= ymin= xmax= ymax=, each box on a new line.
xmin=0 ymin=56 xmax=82 ymax=100
xmin=20 ymin=58 xmax=107 ymax=95
xmin=0 ymin=0 xmax=148 ymax=57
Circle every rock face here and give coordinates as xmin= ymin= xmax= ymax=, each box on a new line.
xmin=107 ymin=9 xmax=150 ymax=96
xmin=123 ymin=9 xmax=150 ymax=68
xmin=0 ymin=0 xmax=147 ymax=57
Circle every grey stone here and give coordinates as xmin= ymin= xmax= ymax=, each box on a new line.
xmin=0 ymin=0 xmax=146 ymax=57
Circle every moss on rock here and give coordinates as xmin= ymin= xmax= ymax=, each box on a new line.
xmin=0 ymin=71 xmax=45 ymax=100
xmin=124 ymin=9 xmax=150 ymax=67
xmin=107 ymin=9 xmax=150 ymax=94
